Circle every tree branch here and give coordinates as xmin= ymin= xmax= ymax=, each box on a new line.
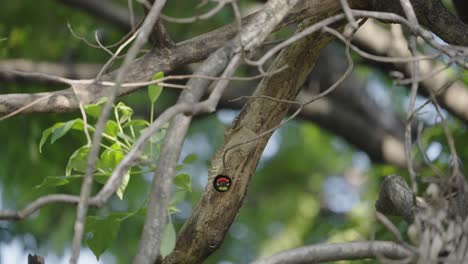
xmin=0 ymin=59 xmax=100 ymax=82
xmin=161 ymin=3 xmax=370 ymax=261
xmin=133 ymin=45 xmax=237 ymax=264
xmin=0 ymin=58 xmax=408 ymax=167
xmin=354 ymin=20 xmax=468 ymax=124
xmin=70 ymin=0 xmax=168 ymax=262
xmin=0 ymin=1 xmax=336 ymax=117
xmin=251 ymin=241 xmax=413 ymax=264
xmin=57 ymin=0 xmax=133 ymax=32
xmin=371 ymin=0 xmax=468 ymax=46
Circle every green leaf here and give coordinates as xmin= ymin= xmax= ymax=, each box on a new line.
xmin=168 ymin=206 xmax=180 ymax=214
xmin=122 ymin=119 xmax=150 ymax=128
xmin=175 ymin=164 xmax=184 ymax=172
xmin=169 ymin=189 xmax=186 ymax=206
xmin=39 ymin=126 xmax=53 ymax=153
xmin=104 ymin=120 xmax=119 ymax=138
xmin=97 ymin=144 xmax=131 ymax=198
xmin=86 ymin=215 xmax=121 ymax=260
xmin=97 ymin=144 xmax=123 ymax=173
xmin=94 ymin=174 xmax=109 ymax=185
xmin=159 ymin=222 xmax=176 ymax=257
xmin=84 ymin=97 xmax=108 ymax=118
xmin=116 ymin=170 xmax=130 ymax=199
xmin=148 ymin=72 xmax=164 ymax=104
xmin=117 ymin=132 xmax=134 ymax=143
xmin=115 ymin=102 xmax=133 ymax=124
xmin=173 ymin=173 xmax=191 ymax=192
xmin=39 ymin=119 xmax=84 ymax=152
xmin=66 ymin=146 xmax=90 ymax=176
xmin=182 ymin=153 xmax=198 ymax=164
xmin=51 ymin=119 xmax=81 ymax=144
xmin=34 ymin=175 xmax=85 ymax=191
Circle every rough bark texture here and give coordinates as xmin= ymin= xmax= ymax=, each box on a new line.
xmin=372 ymin=0 xmax=468 ymax=46
xmin=376 ymin=174 xmax=416 ymax=223
xmin=162 ymin=20 xmax=344 ymax=264
xmin=252 ymin=241 xmax=413 ymax=263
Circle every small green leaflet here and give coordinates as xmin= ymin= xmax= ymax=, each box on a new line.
xmin=66 ymin=146 xmax=91 ymax=176
xmin=39 ymin=119 xmax=84 ymax=153
xmin=84 ymin=97 xmax=108 ymax=118
xmin=115 ymin=102 xmax=134 ymax=124
xmin=104 ymin=120 xmax=119 ymax=138
xmin=86 ymin=214 xmax=123 ymax=260
xmin=96 ymin=144 xmax=130 ymax=199
xmin=85 ymin=210 xmax=140 ymax=260
xmin=148 ymin=71 xmax=164 ymax=104
xmin=34 ymin=175 xmax=82 ymax=191
xmin=173 ymin=173 xmax=191 ymax=192
xmin=116 ymin=171 xmax=130 ymax=199
xmin=170 ymin=189 xmax=187 ymax=206
xmin=122 ymin=119 xmax=149 ymax=128
xmin=159 ymin=222 xmax=176 ymax=257
xmin=182 ymin=153 xmax=198 ymax=164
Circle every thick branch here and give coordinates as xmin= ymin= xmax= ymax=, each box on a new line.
xmin=161 ymin=6 xmax=361 ymax=262
xmin=371 ymin=0 xmax=468 ymax=46
xmin=0 ymin=0 xmax=346 ymax=117
xmin=0 ymin=59 xmax=100 ymax=81
xmin=251 ymin=241 xmax=413 ymax=264
xmin=133 ymin=46 xmax=236 ymax=264
xmin=1 ymin=57 xmax=407 ymax=167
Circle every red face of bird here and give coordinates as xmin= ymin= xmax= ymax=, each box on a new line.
xmin=213 ymin=175 xmax=231 ymax=192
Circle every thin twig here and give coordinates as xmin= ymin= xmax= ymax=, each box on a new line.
xmin=133 ymin=47 xmax=239 ymax=264
xmin=404 ymin=31 xmax=420 ymax=194
xmin=69 ymin=1 xmax=168 ymax=263
xmin=161 ymin=0 xmax=232 ymax=23
xmin=340 ymin=0 xmax=358 ymax=28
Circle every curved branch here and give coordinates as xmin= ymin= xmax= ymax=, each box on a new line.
xmin=0 ymin=60 xmax=100 ymax=82
xmin=371 ymin=0 xmax=468 ymax=46
xmin=354 ymin=20 xmax=468 ymax=124
xmin=0 ymin=1 xmax=340 ymax=117
xmin=251 ymin=241 xmax=414 ymax=264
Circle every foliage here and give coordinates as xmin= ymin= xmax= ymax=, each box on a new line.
xmin=30 ymin=72 xmax=195 ymax=259
xmin=1 ymin=1 xmax=467 ymax=264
